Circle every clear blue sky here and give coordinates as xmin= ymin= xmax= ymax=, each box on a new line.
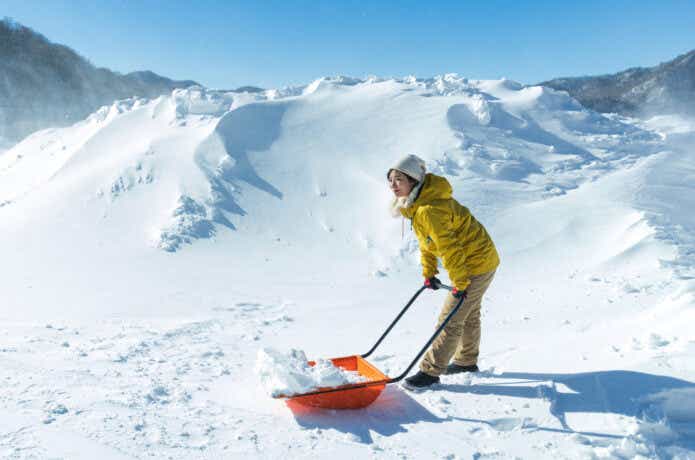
xmin=3 ymin=0 xmax=695 ymax=89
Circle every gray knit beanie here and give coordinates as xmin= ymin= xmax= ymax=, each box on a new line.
xmin=387 ymin=154 xmax=426 ymax=183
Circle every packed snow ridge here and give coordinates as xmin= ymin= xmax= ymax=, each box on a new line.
xmin=0 ymin=75 xmax=661 ymax=254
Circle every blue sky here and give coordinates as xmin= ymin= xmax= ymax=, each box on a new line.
xmin=3 ymin=0 xmax=695 ymax=89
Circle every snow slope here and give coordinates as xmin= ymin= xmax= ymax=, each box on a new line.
xmin=1 ymin=75 xmax=694 ymax=459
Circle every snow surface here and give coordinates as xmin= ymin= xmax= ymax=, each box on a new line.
xmin=255 ymin=348 xmax=366 ymax=397
xmin=1 ymin=75 xmax=694 ymax=459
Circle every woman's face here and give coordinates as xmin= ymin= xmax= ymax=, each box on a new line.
xmin=388 ymin=170 xmax=415 ymax=198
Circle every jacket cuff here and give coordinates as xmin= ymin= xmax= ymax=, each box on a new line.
xmin=423 ymin=268 xmax=439 ymax=279
xmin=454 ymin=278 xmax=471 ymax=291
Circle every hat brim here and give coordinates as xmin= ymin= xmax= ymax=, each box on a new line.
xmin=387 ymin=168 xmax=419 ymax=182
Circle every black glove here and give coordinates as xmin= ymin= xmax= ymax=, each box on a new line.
xmin=424 ymin=276 xmax=442 ymax=290
xmin=452 ymin=287 xmax=467 ymax=299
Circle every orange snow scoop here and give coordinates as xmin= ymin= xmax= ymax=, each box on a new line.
xmin=273 ymin=283 xmax=465 ymax=409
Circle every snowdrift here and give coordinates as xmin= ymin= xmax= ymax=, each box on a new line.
xmin=1 ymin=75 xmax=694 ymax=459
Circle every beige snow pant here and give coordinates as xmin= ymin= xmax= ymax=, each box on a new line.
xmin=420 ymin=270 xmax=496 ymax=376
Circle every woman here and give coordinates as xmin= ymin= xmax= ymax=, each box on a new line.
xmin=388 ymin=154 xmax=500 ymax=389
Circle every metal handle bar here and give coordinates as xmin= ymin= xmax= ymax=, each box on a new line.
xmin=361 ymin=282 xmax=454 ymax=360
xmin=382 ymin=285 xmax=464 ymax=383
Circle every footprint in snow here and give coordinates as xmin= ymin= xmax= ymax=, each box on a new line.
xmin=46 ymin=403 xmax=68 ymax=415
xmin=145 ymin=386 xmax=170 ymax=405
xmin=648 ymin=333 xmax=670 ymax=348
xmin=622 ymin=283 xmax=641 ymax=294
xmin=42 ymin=403 xmax=69 ymax=424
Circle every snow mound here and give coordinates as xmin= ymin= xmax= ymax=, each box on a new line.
xmin=302 ymin=76 xmax=364 ymax=95
xmin=421 ymin=73 xmax=479 ymax=96
xmin=255 ymin=348 xmax=367 ymax=397
xmin=1 ymin=77 xmax=662 ymax=256
xmin=157 ymin=195 xmax=216 ymax=252
xmin=173 ymin=86 xmax=232 ymax=117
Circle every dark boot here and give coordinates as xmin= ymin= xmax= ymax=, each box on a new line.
xmin=445 ymin=363 xmax=479 ymax=375
xmin=403 ymin=371 xmax=440 ymax=390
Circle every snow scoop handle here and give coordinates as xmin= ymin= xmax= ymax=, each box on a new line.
xmin=361 ymin=282 xmax=464 ymax=383
xmin=275 ymin=285 xmax=465 ymax=400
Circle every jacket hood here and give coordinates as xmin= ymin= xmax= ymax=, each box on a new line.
xmin=401 ymin=173 xmax=452 ymax=218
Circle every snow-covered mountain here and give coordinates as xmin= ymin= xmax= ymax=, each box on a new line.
xmin=541 ymin=49 xmax=695 ymax=116
xmin=0 ymin=18 xmax=199 ymax=144
xmin=1 ymin=75 xmax=694 ymax=459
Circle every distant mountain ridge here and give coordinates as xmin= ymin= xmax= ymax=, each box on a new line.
xmin=541 ymin=49 xmax=695 ymax=116
xmin=0 ymin=18 xmax=200 ymax=142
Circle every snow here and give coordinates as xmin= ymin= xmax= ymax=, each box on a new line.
xmin=1 ymin=75 xmax=694 ymax=459
xmin=254 ymin=348 xmax=366 ymax=397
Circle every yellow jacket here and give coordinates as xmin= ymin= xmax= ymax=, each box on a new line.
xmin=400 ymin=173 xmax=500 ymax=290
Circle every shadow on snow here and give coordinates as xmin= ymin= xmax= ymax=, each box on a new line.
xmin=287 ymin=369 xmax=695 ymax=449
xmin=286 ymin=386 xmax=443 ymax=444
xmin=446 ymin=369 xmax=695 ymax=449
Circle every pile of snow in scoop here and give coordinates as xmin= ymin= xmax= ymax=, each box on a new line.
xmin=255 ymin=348 xmax=367 ymax=397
